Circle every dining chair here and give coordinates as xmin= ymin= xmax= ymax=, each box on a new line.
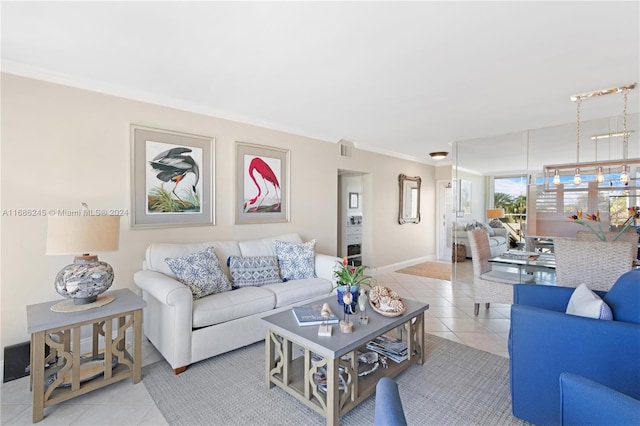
xmin=467 ymin=229 xmax=534 ymax=315
xmin=576 ymin=229 xmax=639 ymax=243
xmin=553 ymin=237 xmax=636 ymax=291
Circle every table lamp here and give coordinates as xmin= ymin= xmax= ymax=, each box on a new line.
xmin=46 ymin=215 xmax=120 ymax=304
xmin=486 ymin=208 xmax=505 ymax=228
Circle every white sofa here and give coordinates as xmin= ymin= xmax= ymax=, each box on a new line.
xmin=453 ymin=221 xmax=508 ymax=258
xmin=133 ymin=233 xmax=339 ymax=374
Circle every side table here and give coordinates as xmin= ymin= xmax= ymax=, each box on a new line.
xmin=26 ymin=288 xmax=146 ymax=423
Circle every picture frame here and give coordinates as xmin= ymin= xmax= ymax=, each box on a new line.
xmin=349 ymin=192 xmax=359 ymax=209
xmin=131 ymin=124 xmax=214 ymax=228
xmin=236 ymin=142 xmax=290 ymax=224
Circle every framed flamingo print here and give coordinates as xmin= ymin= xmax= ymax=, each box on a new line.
xmin=131 ymin=124 xmax=214 ymax=228
xmin=236 ymin=142 xmax=290 ymax=224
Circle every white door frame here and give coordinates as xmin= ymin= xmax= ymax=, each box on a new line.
xmin=436 ymin=180 xmax=453 ymax=261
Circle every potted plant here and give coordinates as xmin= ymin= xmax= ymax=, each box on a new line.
xmin=331 ymin=257 xmax=372 ymax=306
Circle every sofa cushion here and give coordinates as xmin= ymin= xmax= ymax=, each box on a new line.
xmin=274 ymin=239 xmax=317 ymax=280
xmin=228 ymin=255 xmax=282 ymax=287
xmin=566 ymin=283 xmax=613 ymax=320
xmin=145 ymin=241 xmax=241 ymax=279
xmin=165 ymin=247 xmax=233 ymax=300
xmin=262 ymin=278 xmax=333 ymax=308
xmin=488 ymin=236 xmax=507 ymax=247
xmin=192 ymin=286 xmax=276 ymax=328
xmin=238 ymin=233 xmax=302 ymax=257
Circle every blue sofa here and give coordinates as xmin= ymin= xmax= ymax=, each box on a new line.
xmin=509 ymin=269 xmax=640 ymax=425
xmin=560 ymin=373 xmax=640 ymax=425
xmin=374 ymin=377 xmax=407 ymax=426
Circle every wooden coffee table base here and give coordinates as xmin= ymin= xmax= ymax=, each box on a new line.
xmin=265 ymin=311 xmax=425 ymax=426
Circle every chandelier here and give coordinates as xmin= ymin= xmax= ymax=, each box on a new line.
xmin=544 ymin=82 xmax=638 ymax=191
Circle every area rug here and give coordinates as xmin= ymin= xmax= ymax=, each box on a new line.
xmin=396 ymin=261 xmax=452 ymax=280
xmin=142 ymin=334 xmax=526 ymax=425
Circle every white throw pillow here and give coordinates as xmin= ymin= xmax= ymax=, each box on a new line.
xmin=566 ymin=283 xmax=613 ymax=320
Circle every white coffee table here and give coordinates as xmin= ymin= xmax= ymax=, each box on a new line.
xmin=261 ymin=296 xmax=429 ymax=425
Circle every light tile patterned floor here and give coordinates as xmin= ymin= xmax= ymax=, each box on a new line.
xmin=1 ymin=261 xmax=513 ymax=425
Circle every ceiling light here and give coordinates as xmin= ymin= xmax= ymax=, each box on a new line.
xmin=429 ymin=152 xmax=448 ymax=160
xmin=544 ymin=82 xmax=637 ymax=191
xmin=573 ymin=168 xmax=582 ymax=185
xmin=620 ymin=164 xmax=629 ymax=184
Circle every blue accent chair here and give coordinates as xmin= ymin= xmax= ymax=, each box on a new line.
xmin=560 ymin=373 xmax=640 ymax=425
xmin=509 ymin=269 xmax=640 ymax=425
xmin=374 ymin=377 xmax=407 ymax=426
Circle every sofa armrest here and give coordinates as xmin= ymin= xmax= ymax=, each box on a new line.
xmin=314 ymin=253 xmax=341 ymax=282
xmin=133 ymin=270 xmax=194 ymax=371
xmin=492 ymin=227 xmax=508 ymax=238
xmin=509 ymin=304 xmax=640 ymax=424
xmin=560 ymin=373 xmax=640 ymax=425
xmin=513 ymin=283 xmax=575 ymax=312
xmin=134 ymin=270 xmax=192 ymax=307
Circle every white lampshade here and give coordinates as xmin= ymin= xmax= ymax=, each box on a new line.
xmin=46 ymin=215 xmax=120 ymax=255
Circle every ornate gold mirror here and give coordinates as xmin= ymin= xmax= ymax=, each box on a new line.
xmin=398 ymin=174 xmax=421 ymax=224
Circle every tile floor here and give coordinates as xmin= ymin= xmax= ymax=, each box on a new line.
xmin=1 ymin=261 xmax=519 ymax=425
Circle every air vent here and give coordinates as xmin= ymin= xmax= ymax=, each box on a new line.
xmin=339 ymin=139 xmax=354 ymax=157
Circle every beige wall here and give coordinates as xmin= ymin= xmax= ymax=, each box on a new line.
xmin=0 ymin=73 xmax=435 ymax=354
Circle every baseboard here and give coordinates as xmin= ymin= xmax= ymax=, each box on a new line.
xmin=2 ymin=329 xmax=134 ymax=383
xmin=369 ymin=255 xmax=435 ymax=275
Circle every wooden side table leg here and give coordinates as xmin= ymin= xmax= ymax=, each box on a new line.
xmin=265 ymin=330 xmax=275 ymax=388
xmin=325 ymin=356 xmax=340 ymax=426
xmin=416 ymin=312 xmax=425 ymax=365
xmin=31 ymin=331 xmax=46 ymax=423
xmin=133 ymin=309 xmax=142 ymax=383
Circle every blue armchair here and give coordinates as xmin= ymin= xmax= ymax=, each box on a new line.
xmin=509 ymin=269 xmax=640 ymax=425
xmin=374 ymin=377 xmax=407 ymax=426
xmin=560 ymin=373 xmax=640 ymax=425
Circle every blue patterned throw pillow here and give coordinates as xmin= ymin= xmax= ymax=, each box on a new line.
xmin=273 ymin=239 xmax=317 ymax=281
xmin=165 ymin=247 xmax=232 ymax=300
xmin=227 ymin=256 xmax=282 ymax=287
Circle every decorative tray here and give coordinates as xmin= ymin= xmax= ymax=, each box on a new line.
xmin=368 ymin=286 xmax=406 ymax=317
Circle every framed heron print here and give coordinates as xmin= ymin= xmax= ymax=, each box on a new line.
xmin=236 ymin=142 xmax=290 ymax=224
xmin=131 ymin=125 xmax=214 ymax=228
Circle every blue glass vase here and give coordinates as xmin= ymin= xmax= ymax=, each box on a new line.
xmin=336 ymin=285 xmax=359 ymax=309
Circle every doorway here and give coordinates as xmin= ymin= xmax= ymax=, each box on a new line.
xmin=437 ymin=180 xmax=454 ymax=261
xmin=338 ymin=171 xmax=366 ymax=265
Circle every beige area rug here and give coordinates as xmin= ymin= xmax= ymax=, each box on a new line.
xmin=142 ymin=334 xmax=525 ymax=425
xmin=396 ymin=261 xmax=452 ymax=280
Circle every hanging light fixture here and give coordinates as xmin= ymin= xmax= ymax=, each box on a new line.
xmin=620 ymin=88 xmax=630 ymax=184
xmin=543 ymin=82 xmax=638 ymax=191
xmin=620 ymin=164 xmax=630 ymax=184
xmin=573 ymin=98 xmax=582 ymax=186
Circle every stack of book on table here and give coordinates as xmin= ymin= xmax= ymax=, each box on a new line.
xmin=292 ymin=304 xmax=339 ymax=326
xmin=366 ymin=335 xmax=408 ymax=363
xmin=501 ymin=250 xmax=540 ymax=260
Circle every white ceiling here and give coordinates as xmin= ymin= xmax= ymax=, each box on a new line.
xmin=2 ymin=1 xmax=639 ymax=170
